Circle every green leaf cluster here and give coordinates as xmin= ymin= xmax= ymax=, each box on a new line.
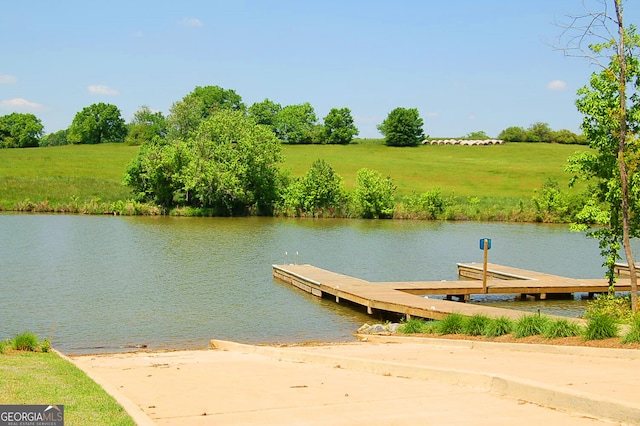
xmin=280 ymin=159 xmax=347 ymax=216
xmin=377 ymin=107 xmax=424 ymax=147
xmin=125 ymin=105 xmax=167 ymax=146
xmin=125 ymin=110 xmax=283 ymax=215
xmin=352 ymin=168 xmax=397 ymax=218
xmin=248 ymin=99 xmax=359 ymax=145
xmin=0 ymin=112 xmax=44 ymax=148
xmin=67 ymin=102 xmax=127 ymax=144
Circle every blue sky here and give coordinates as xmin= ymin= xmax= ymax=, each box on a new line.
xmin=1 ymin=1 xmax=638 ymax=138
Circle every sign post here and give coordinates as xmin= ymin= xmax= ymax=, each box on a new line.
xmin=480 ymin=238 xmax=492 ymax=294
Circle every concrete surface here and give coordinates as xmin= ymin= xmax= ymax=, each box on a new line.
xmin=68 ymin=337 xmax=640 ymax=425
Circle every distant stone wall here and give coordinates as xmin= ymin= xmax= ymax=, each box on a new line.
xmin=423 ymin=139 xmax=505 ymax=146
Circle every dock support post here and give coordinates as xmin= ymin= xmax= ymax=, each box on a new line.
xmin=406 ymin=313 xmax=411 ymax=321
xmin=482 ymin=238 xmax=489 ymax=294
xmin=367 ymin=303 xmax=373 ymax=315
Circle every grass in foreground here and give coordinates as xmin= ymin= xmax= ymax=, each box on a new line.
xmin=0 ymin=351 xmax=134 ymax=426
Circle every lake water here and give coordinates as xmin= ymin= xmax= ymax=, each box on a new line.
xmin=0 ymin=215 xmax=632 ymax=354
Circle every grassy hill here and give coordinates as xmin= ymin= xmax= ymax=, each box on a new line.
xmin=0 ymin=141 xmax=588 ymax=210
xmin=283 ymin=141 xmax=587 ymax=198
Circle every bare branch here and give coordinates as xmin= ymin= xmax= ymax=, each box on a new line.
xmin=553 ymin=0 xmax=621 ymax=69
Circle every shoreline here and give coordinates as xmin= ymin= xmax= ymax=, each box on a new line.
xmin=59 ymin=329 xmax=640 ymax=357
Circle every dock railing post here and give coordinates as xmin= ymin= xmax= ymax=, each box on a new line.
xmin=482 ymin=238 xmax=489 ymax=294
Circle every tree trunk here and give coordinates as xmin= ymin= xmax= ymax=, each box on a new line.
xmin=615 ymin=0 xmax=638 ymax=312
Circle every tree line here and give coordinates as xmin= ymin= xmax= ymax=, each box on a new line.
xmin=497 ymin=122 xmax=586 ymax=144
xmin=0 ymin=83 xmax=588 ymax=149
xmin=0 ymin=86 xmax=366 ymax=148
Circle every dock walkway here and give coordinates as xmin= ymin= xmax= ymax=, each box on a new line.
xmin=273 ymin=263 xmax=632 ymax=322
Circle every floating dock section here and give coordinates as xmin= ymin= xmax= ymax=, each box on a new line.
xmin=273 ymin=263 xmax=633 ymax=322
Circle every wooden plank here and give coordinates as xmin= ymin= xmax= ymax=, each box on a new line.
xmin=272 ymin=264 xmax=591 ymax=324
xmin=614 ymin=262 xmax=640 ymax=278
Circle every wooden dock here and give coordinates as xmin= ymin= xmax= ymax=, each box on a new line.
xmin=614 ymin=262 xmax=640 ymax=277
xmin=273 ymin=263 xmax=633 ymax=322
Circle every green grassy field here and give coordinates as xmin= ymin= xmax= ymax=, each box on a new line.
xmin=0 ymin=141 xmax=588 ymax=209
xmin=0 ymin=144 xmax=138 ymax=209
xmin=283 ymin=142 xmax=587 ymax=198
xmin=0 ymin=351 xmax=134 ymax=425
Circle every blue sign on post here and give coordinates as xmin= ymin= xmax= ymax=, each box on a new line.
xmin=479 ymin=238 xmax=491 ymax=250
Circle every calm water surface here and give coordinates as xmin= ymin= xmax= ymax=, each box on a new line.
xmin=1 ymin=215 xmax=633 ymax=354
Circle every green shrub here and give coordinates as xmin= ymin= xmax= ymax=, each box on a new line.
xmin=352 ymin=168 xmax=396 ymax=219
xmin=584 ymin=294 xmax=633 ymax=323
xmin=531 ymin=178 xmax=569 ymax=222
xmin=280 ymin=159 xmax=347 ymax=217
xmin=514 ymin=314 xmax=550 ymax=338
xmin=584 ymin=314 xmax=619 ymax=340
xmin=399 ymin=318 xmax=434 ymax=334
xmin=543 ymin=319 xmax=583 ymax=339
xmin=437 ymin=313 xmax=465 ymax=335
xmin=0 ymin=340 xmax=11 ymax=354
xmin=621 ymin=315 xmax=640 ymax=344
xmin=40 ymin=339 xmax=51 ymax=353
xmin=484 ymin=316 xmax=514 ymax=337
xmin=464 ymin=314 xmax=492 ymax=336
xmin=12 ymin=332 xmax=39 ymax=352
xmin=401 ymin=188 xmax=447 ymax=219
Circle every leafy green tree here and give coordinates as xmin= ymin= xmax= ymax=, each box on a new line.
xmin=125 ymin=110 xmax=283 ymax=215
xmin=565 ymin=0 xmax=639 ymax=310
xmin=377 ymin=107 xmax=424 ymax=147
xmin=352 ymin=168 xmax=396 ymax=218
xmin=526 ymin=122 xmax=554 ymax=142
xmin=124 ymin=138 xmax=186 ymax=206
xmin=498 ymin=126 xmax=528 ymax=142
xmin=190 ymin=85 xmax=245 ymax=116
xmin=555 ymin=129 xmax=588 ymax=144
xmin=125 ymin=106 xmax=167 ymax=146
xmin=323 ymin=107 xmax=359 ymax=144
xmin=167 ymin=95 xmax=204 ymax=141
xmin=0 ymin=113 xmax=44 ymax=148
xmin=280 ymin=159 xmax=346 ymax=216
xmin=67 ymin=103 xmax=127 ymax=144
xmin=40 ymin=129 xmax=68 ymax=147
xmin=273 ymin=103 xmax=318 ymax=144
xmin=402 ymin=188 xmax=447 ymax=219
xmin=167 ymin=85 xmax=245 ymax=141
xmin=248 ymin=98 xmax=282 ymax=127
xmin=531 ymin=178 xmax=569 ymax=222
xmin=464 ymin=130 xmax=489 ymax=140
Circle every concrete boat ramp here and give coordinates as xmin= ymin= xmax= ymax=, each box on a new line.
xmin=273 ymin=263 xmax=633 ymax=322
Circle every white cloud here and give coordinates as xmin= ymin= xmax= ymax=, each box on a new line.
xmin=0 ymin=98 xmax=43 ymax=110
xmin=547 ymin=79 xmax=567 ymax=91
xmin=0 ymin=74 xmax=16 ymax=84
xmin=178 ymin=17 xmax=203 ymax=27
xmin=132 ymin=30 xmax=144 ymax=38
xmin=88 ymin=85 xmax=119 ymax=95
xmin=468 ymin=114 xmax=477 ymax=121
xmin=425 ymin=112 xmax=440 ymax=119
